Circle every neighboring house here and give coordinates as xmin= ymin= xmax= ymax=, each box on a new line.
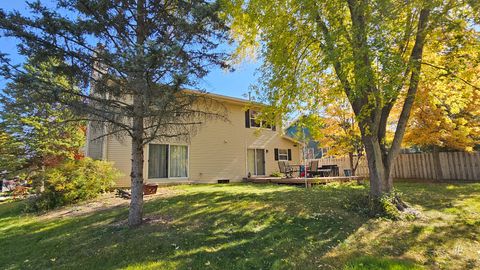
xmin=284 ymin=117 xmax=324 ymax=159
xmin=86 ymin=92 xmax=301 ymax=187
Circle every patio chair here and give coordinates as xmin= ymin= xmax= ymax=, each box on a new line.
xmin=278 ymin=161 xmax=295 ymax=178
xmin=326 ymin=165 xmax=339 ymax=176
xmin=308 ymin=160 xmax=321 ymax=177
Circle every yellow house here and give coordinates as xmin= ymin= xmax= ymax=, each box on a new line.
xmin=86 ymin=92 xmax=301 ymax=187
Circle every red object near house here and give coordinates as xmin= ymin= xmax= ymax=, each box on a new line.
xmin=143 ymin=183 xmax=158 ymax=195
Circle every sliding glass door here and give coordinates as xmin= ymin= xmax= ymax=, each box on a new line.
xmin=169 ymin=145 xmax=188 ymax=177
xmin=148 ymin=144 xmax=168 ymax=178
xmin=247 ymin=148 xmax=266 ymax=176
xmin=148 ymin=144 xmax=188 ymax=179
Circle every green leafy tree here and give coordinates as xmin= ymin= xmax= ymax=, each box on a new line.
xmin=223 ymin=0 xmax=479 ymax=200
xmin=0 ymin=0 xmax=229 ymax=226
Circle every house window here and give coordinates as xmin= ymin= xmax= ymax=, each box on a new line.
xmin=249 ymin=110 xmax=263 ymax=128
xmin=245 ymin=109 xmax=274 ymax=130
xmin=274 ymin=148 xmax=292 ymax=161
xmin=278 ymin=149 xmax=289 ymax=160
xmin=148 ymin=144 xmax=188 ymax=179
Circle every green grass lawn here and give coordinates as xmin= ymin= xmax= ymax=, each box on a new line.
xmin=1 ymin=182 xmax=479 ymax=270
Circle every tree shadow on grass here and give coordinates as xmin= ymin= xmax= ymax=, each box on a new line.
xmin=395 ymin=181 xmax=480 ymax=212
xmin=3 ymin=182 xmax=478 ymax=270
xmin=323 ymin=182 xmax=480 ymax=270
xmin=0 ymin=184 xmax=368 ymax=270
xmin=325 ymin=219 xmax=480 ymax=269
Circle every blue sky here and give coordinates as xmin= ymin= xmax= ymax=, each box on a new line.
xmin=0 ymin=1 xmax=259 ymax=99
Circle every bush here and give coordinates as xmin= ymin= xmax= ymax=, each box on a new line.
xmin=377 ymin=191 xmax=402 ymax=219
xmin=270 ymin=171 xmax=283 ymax=177
xmin=343 ymin=189 xmax=411 ymax=220
xmin=26 ymin=158 xmax=120 ymax=212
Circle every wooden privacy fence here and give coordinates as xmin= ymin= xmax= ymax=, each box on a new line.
xmin=314 ymin=151 xmax=480 ymax=181
xmin=315 ymin=156 xmax=369 ymax=177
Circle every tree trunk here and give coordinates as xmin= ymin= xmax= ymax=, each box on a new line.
xmin=363 ymin=136 xmax=393 ymax=198
xmin=433 ymin=145 xmax=443 ymax=181
xmin=127 ymin=0 xmax=147 ymax=228
xmin=359 ymin=8 xmax=430 ymax=200
xmin=128 ymin=134 xmax=144 ymax=226
xmin=348 ymin=152 xmax=356 ymax=176
xmin=128 ymin=94 xmax=144 ymax=227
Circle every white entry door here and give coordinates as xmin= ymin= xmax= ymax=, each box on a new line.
xmin=247 ymin=149 xmax=266 ymax=176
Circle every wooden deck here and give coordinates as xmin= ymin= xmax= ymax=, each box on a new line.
xmin=246 ymin=176 xmax=367 ymax=187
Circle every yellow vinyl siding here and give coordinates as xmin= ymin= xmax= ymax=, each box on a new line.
xmin=106 ymin=136 xmax=132 ymax=187
xmin=103 ymin=101 xmax=301 ymax=187
xmin=86 ymin=123 xmax=104 ymax=160
xmin=189 ymin=103 xmax=245 ymax=182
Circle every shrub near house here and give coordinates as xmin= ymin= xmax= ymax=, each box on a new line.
xmin=26 ymin=158 xmax=120 ymax=212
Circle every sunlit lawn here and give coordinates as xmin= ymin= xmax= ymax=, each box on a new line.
xmin=1 ymin=181 xmax=479 ymax=269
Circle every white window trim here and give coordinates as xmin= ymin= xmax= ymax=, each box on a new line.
xmin=249 ymin=110 xmax=273 ymax=130
xmin=147 ymin=143 xmax=189 ymax=180
xmin=278 ymin=149 xmax=289 ymax=161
